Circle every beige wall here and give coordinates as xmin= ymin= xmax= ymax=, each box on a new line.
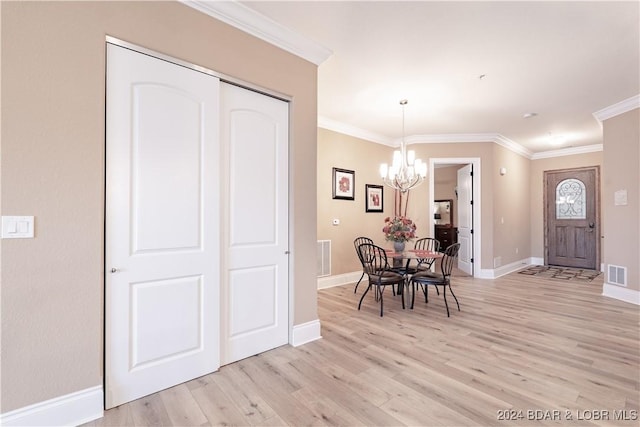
xmin=317 ymin=134 xmax=536 ymax=274
xmin=492 ymin=144 xmax=531 ymax=267
xmin=530 ymin=152 xmax=603 ymax=261
xmin=410 ymin=143 xmax=497 ymax=271
xmin=603 ymin=108 xmax=639 ymax=291
xmin=1 ymin=1 xmax=318 ymax=412
xmin=317 ymin=128 xmax=394 ymax=275
xmin=320 ymin=134 xmax=616 ymax=276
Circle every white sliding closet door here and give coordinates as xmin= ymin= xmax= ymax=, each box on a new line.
xmin=105 ymin=44 xmax=220 ymax=408
xmin=220 ymin=83 xmax=289 ymax=365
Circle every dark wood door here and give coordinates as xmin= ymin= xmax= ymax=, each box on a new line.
xmin=544 ymin=167 xmax=599 ymax=269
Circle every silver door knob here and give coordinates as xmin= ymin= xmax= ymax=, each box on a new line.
xmin=110 ymin=268 xmax=118 ymax=273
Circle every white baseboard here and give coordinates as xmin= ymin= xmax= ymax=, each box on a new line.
xmin=602 ymin=283 xmax=640 ymax=305
xmin=492 ymin=258 xmax=533 ymax=278
xmin=291 ymin=319 xmax=322 ymax=347
xmin=477 ymin=258 xmax=533 ymax=279
xmin=317 ymin=271 xmax=362 ymax=289
xmin=0 ymin=385 xmax=103 ymax=427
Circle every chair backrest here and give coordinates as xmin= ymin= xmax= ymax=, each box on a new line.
xmin=357 ymin=243 xmax=390 ymax=275
xmin=354 ymin=237 xmax=374 ymax=264
xmin=440 ymin=243 xmax=461 ymax=278
xmin=414 ymin=237 xmax=440 ymax=253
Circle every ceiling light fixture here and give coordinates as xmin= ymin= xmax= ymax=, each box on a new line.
xmin=379 ymin=100 xmax=427 ymax=193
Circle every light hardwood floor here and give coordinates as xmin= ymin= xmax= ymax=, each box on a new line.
xmin=87 ymin=270 xmax=639 ymax=426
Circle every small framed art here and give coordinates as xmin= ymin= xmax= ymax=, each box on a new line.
xmin=332 ymin=167 xmax=355 ymax=200
xmin=365 ymin=184 xmax=384 ymax=212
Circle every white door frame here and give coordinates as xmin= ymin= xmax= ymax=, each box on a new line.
xmin=429 ymin=157 xmax=482 ymax=278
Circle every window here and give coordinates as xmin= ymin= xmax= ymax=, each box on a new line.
xmin=556 ymin=178 xmax=586 ymax=219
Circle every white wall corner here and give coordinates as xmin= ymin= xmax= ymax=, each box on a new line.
xmin=475 ymin=268 xmax=496 ymax=279
xmin=0 ymin=385 xmax=103 ymax=427
xmin=318 ymin=271 xmax=362 ymax=290
xmin=291 ymin=319 xmax=322 ymax=347
xmin=530 ymin=257 xmax=545 ymax=266
xmin=602 ymin=283 xmax=640 ymax=305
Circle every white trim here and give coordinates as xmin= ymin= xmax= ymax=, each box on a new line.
xmin=0 ymin=385 xmax=103 ymax=427
xmin=602 ymin=283 xmax=640 ymax=305
xmin=429 ymin=157 xmax=482 ymax=279
xmin=318 ymin=271 xmax=362 ymax=289
xmin=406 ymin=133 xmax=533 ymax=158
xmin=475 ymin=268 xmax=496 ymax=280
xmin=530 ymin=257 xmax=545 ymax=266
xmin=531 ymin=144 xmax=603 ymax=160
xmin=179 ymin=1 xmax=332 ymax=66
xmin=291 ymin=320 xmax=322 ymax=346
xmin=593 ymin=94 xmax=640 ymax=123
xmin=318 ymin=116 xmax=393 ymax=146
xmin=406 ymin=133 xmax=496 ymax=144
xmin=319 ymin=117 xmax=610 ymax=161
xmin=478 ymin=258 xmax=534 ymax=279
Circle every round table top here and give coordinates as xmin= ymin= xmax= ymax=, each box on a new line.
xmin=384 ymin=249 xmax=444 ymax=259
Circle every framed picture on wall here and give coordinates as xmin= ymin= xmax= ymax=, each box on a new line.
xmin=365 ymin=184 xmax=384 ymax=212
xmin=332 ymin=167 xmax=355 ymax=200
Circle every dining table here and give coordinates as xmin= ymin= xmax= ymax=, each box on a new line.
xmin=383 ymin=248 xmax=444 ymax=298
xmin=384 ymin=248 xmax=444 ymax=270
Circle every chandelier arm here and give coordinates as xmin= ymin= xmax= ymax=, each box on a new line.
xmin=380 ymin=98 xmax=425 ymax=194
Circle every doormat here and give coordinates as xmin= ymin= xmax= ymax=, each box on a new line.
xmin=517 ymin=265 xmax=601 ymax=282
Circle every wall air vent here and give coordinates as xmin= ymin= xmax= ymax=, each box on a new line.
xmin=317 ymin=240 xmax=331 ymax=277
xmin=607 ymin=264 xmax=627 ymax=286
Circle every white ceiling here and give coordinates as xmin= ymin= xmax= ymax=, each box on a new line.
xmin=237 ymin=1 xmax=639 ymax=154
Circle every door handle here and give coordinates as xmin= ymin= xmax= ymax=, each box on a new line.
xmin=110 ymin=268 xmax=119 ymax=273
xmin=589 ymin=222 xmax=595 ymax=228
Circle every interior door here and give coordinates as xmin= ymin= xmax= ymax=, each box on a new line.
xmin=457 ymin=164 xmax=473 ymax=275
xmin=545 ymin=167 xmax=599 ymax=269
xmin=220 ymin=83 xmax=289 ymax=365
xmin=105 ymin=44 xmax=220 ymax=408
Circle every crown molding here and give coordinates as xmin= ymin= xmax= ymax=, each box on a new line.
xmin=405 ymin=133 xmax=533 ymax=159
xmin=492 ymin=134 xmax=534 ymax=158
xmin=531 ymin=144 xmax=603 ymax=160
xmin=318 ymin=116 xmax=393 ymax=146
xmin=179 ymin=1 xmax=332 ymax=66
xmin=318 ymin=118 xmax=606 ymax=160
xmin=593 ymin=94 xmax=640 ymax=123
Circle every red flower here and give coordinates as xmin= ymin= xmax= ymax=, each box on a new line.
xmin=382 ymin=215 xmax=417 ymax=242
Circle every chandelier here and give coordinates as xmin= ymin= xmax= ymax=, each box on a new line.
xmin=379 ymin=99 xmax=427 ymax=193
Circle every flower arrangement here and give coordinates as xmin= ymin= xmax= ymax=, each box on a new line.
xmin=382 ymin=216 xmax=417 ymax=242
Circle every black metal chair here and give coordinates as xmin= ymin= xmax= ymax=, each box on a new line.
xmin=410 ymin=243 xmax=461 ymax=317
xmin=353 ymin=236 xmax=374 ymax=293
xmin=413 ymin=237 xmax=441 ymax=273
xmin=357 ymin=243 xmax=407 ymax=316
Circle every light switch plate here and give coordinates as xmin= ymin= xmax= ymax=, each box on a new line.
xmin=2 ymin=216 xmax=35 ymax=239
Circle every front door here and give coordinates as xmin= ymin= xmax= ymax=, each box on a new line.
xmin=545 ymin=166 xmax=600 ymax=269
xmin=105 ymin=44 xmax=220 ymax=408
xmin=457 ymin=164 xmax=473 ymax=275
